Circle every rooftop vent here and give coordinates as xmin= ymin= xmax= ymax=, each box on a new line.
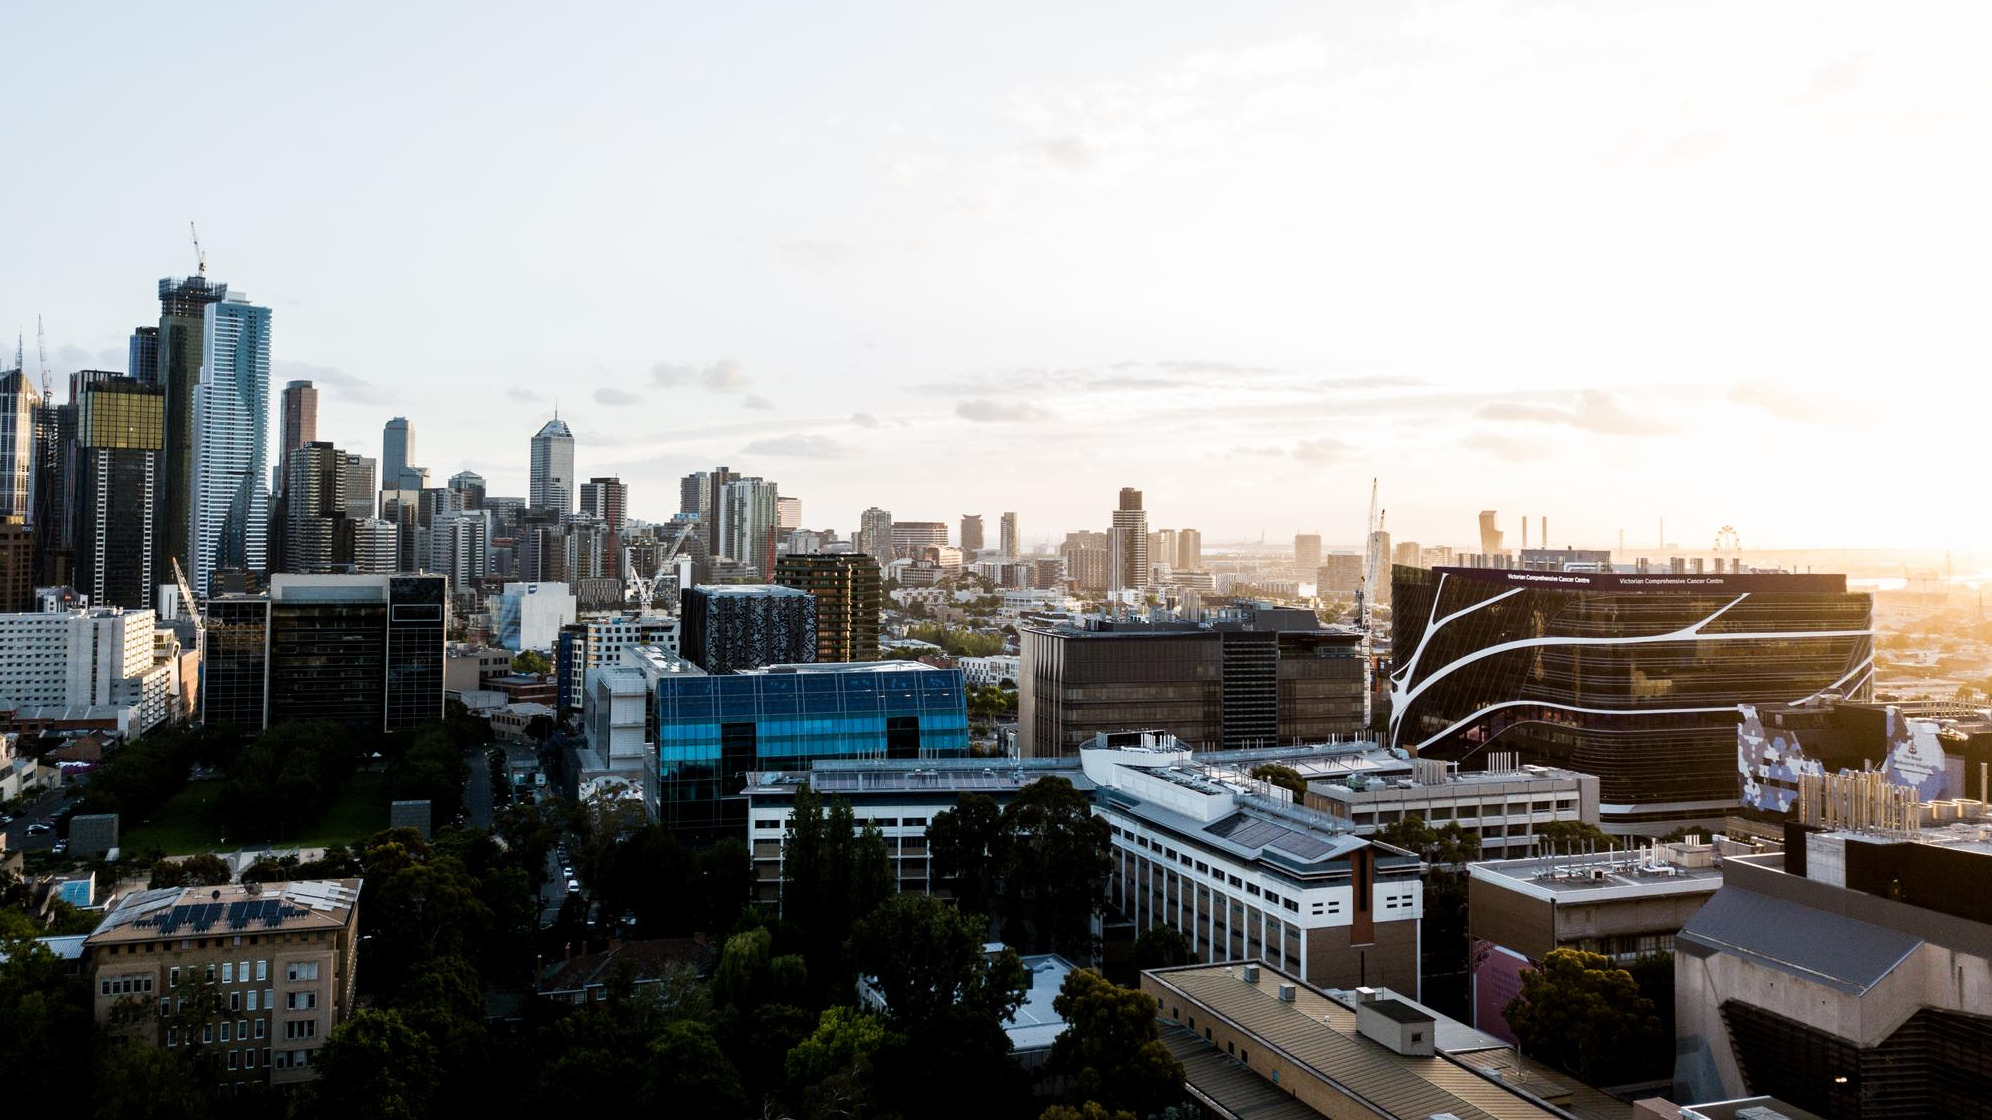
xmin=1242 ymin=964 xmax=1260 ymax=983
xmin=1277 ymin=983 xmax=1297 ymax=1002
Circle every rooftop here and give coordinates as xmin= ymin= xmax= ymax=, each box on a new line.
xmin=88 ymin=879 xmax=362 ymax=944
xmin=747 ymin=757 xmax=1089 ymax=798
xmin=689 ymin=583 xmax=811 ymax=599
xmin=739 ymin=659 xmax=951 ymax=677
xmin=1148 ymin=962 xmax=1567 ymax=1120
xmin=1470 ymin=844 xmax=1728 ymax=903
xmin=538 ymin=938 xmax=718 ymax=994
xmin=1004 ymin=953 xmax=1076 ymax=1053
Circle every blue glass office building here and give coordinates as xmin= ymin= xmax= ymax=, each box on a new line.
xmin=656 ymin=660 xmax=969 ymax=838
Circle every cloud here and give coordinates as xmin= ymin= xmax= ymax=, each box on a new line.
xmin=1293 ymin=437 xmax=1356 ymax=464
xmin=1318 ymin=374 xmax=1430 ymax=391
xmin=742 ymin=394 xmax=774 ymax=411
xmin=505 ymin=386 xmax=543 ymax=403
xmin=742 ymin=433 xmax=857 ymax=459
xmin=1475 ymin=390 xmax=1672 ymax=435
xmin=1034 ymin=136 xmax=1098 ymax=170
xmin=1463 ymin=432 xmax=1552 ymax=463
xmin=594 ymin=386 xmax=642 ymax=406
xmin=1726 ymin=381 xmax=1846 ymax=424
xmin=779 ymin=240 xmax=855 ymax=272
xmin=273 ymin=359 xmax=393 ymax=406
xmin=956 ymin=399 xmax=1051 ymax=423
xmin=51 ymin=343 xmax=127 ymax=373
xmin=850 ymin=412 xmax=882 ymax=428
xmin=1151 ymin=359 xmax=1281 ymax=377
xmin=650 ymin=359 xmax=752 ymax=393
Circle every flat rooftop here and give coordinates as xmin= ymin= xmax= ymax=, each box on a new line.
xmin=747 ymin=759 xmax=1091 ymax=798
xmin=1004 ymin=953 xmax=1075 ymax=1053
xmin=1431 ymin=565 xmax=1850 ymax=595
xmin=88 ymin=879 xmax=362 ymax=944
xmin=741 ymin=659 xmax=951 ymax=676
xmin=1470 ymin=847 xmax=1727 ymax=903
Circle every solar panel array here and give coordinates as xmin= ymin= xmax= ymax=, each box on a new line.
xmin=138 ymin=898 xmax=308 ymax=935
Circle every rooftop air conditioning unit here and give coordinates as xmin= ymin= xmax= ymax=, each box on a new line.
xmin=1242 ymin=964 xmax=1260 ymax=983
xmin=1277 ymin=983 xmax=1297 ymax=1002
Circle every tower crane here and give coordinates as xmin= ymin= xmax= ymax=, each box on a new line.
xmin=1355 ymin=478 xmax=1381 ymax=639
xmin=189 ymin=221 xmax=206 ymax=275
xmin=624 ymin=522 xmax=697 ymax=609
xmin=36 ymin=316 xmax=49 ymax=400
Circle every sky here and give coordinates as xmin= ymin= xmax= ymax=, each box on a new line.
xmin=6 ymin=1 xmax=1991 ymax=553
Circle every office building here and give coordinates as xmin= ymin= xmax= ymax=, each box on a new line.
xmin=889 ymin=520 xmax=948 ymax=562
xmin=658 ymin=659 xmax=968 ymax=837
xmin=0 ymin=518 xmax=32 ymax=611
xmin=1019 ymin=612 xmax=1366 ymax=757
xmin=339 ymin=454 xmax=375 ymax=522
xmin=1390 ymin=540 xmax=1421 ymax=568
xmin=960 ymin=514 xmax=985 ymax=554
xmin=858 ymin=507 xmax=893 ymax=562
xmin=1294 ymin=533 xmax=1322 ymax=574
xmin=576 ymin=661 xmax=656 ymax=811
xmin=1469 ymin=839 xmax=1728 ymax=1042
xmin=350 ymin=518 xmax=398 ymax=575
xmin=579 ymin=476 xmax=628 ymax=575
xmin=1390 ymin=565 xmax=1874 ymax=829
xmin=187 ymin=291 xmax=273 ymax=596
xmin=680 ymin=584 xmax=817 ymax=674
xmin=563 ymin=612 xmax=679 ymax=709
xmin=1302 ymin=753 xmax=1601 ymax=858
xmin=279 ymin=380 xmax=316 ymax=461
xmin=280 ymin=442 xmax=352 ymax=575
xmin=999 ymin=511 xmax=1019 ymax=559
xmin=775 ymin=496 xmax=801 ymax=531
xmin=529 ymin=416 xmax=575 ymax=516
xmin=0 ymin=367 xmax=42 ymax=523
xmin=85 ymin=879 xmax=362 ymax=1085
xmin=199 ymin=574 xmax=446 ymax=733
xmin=1109 ymin=487 xmax=1149 ymax=594
xmin=1143 ymin=964 xmax=1573 ymax=1120
xmin=719 ymin=477 xmax=780 ymax=576
xmin=429 ymin=509 xmax=490 ymax=589
xmin=127 ymin=326 xmax=159 ymax=384
xmin=74 ymin=379 xmax=164 ymax=609
xmin=1093 ymin=733 xmax=1423 ymax=992
xmin=1176 ymin=528 xmax=1202 ymax=572
xmin=1316 ymin=554 xmax=1364 ymax=595
xmin=0 ymin=602 xmax=171 ymax=733
xmin=447 ymin=470 xmax=484 ymax=509
xmin=379 ymin=416 xmax=420 ymax=491
xmin=494 ymin=581 xmax=577 ymax=653
xmin=1676 ymin=823 xmax=1992 ymax=1118
xmin=774 ymin=553 xmax=881 ymax=662
xmin=154 ymin=274 xmax=229 ymax=588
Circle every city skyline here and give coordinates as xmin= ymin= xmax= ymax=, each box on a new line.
xmin=8 ymin=3 xmax=1992 ymax=551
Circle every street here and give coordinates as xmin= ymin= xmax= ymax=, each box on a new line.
xmin=1 ymin=786 xmax=74 ymax=855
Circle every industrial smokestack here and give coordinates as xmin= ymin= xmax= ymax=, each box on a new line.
xmin=1521 ymin=517 xmax=1528 ymax=550
xmin=1541 ymin=516 xmax=1547 ymax=549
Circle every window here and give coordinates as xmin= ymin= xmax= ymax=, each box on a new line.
xmin=229 ymin=992 xmax=240 ymax=1011
xmin=1246 ymin=884 xmax=1261 ymax=897
xmin=202 ymin=1025 xmax=214 ymax=1045
xmin=255 ymin=960 xmax=268 ymax=981
xmin=159 ymin=998 xmax=171 ymax=1017
xmin=1228 ymin=874 xmax=1242 ymax=887
xmin=244 ymin=1049 xmax=256 ymax=1069
xmin=227 ymin=1050 xmax=239 ymax=1071
xmin=238 ymin=1019 xmax=248 ymax=1040
xmin=754 ymin=819 xmax=780 ymax=829
xmin=170 ymin=967 xmax=180 ymax=988
xmin=167 ymin=1026 xmax=179 ymax=1047
xmin=286 ymin=961 xmax=319 ymax=982
xmin=221 ymin=1022 xmax=233 ymax=1042
xmin=286 ymin=991 xmax=318 ymax=1011
xmin=903 ymin=817 xmax=926 ymax=827
xmin=222 ymin=962 xmax=234 ymax=983
xmin=205 ymin=964 xmax=215 ymax=982
xmin=255 ymin=1019 xmax=267 ymax=1040
xmin=1195 ymin=861 xmax=1208 ymax=873
xmin=1412 ymin=1032 xmax=1424 ymax=1043
xmin=285 ymin=1019 xmax=317 ymax=1040
xmin=265 ymin=988 xmax=275 ymax=1009
xmin=247 ymin=991 xmax=258 ymax=1012
xmin=240 ymin=960 xmax=249 ymax=983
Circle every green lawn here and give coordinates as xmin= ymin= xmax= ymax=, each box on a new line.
xmin=119 ymin=770 xmax=392 ymax=857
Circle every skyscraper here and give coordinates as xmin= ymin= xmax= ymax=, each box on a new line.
xmin=776 ymin=496 xmax=802 ymax=531
xmin=1000 ymin=512 xmax=1019 ymax=559
xmin=960 ymin=514 xmax=985 ymax=554
xmin=281 ymin=442 xmax=350 ymax=574
xmin=382 ymin=417 xmax=416 ymax=491
xmin=188 ymin=290 xmax=272 ymax=595
xmin=156 ymin=273 xmax=229 ymax=587
xmin=890 ymin=521 xmax=948 ymax=561
xmin=447 ymin=470 xmax=485 ymax=509
xmin=281 ymin=381 xmax=317 ymax=457
xmin=719 ymin=477 xmax=780 ymax=576
xmin=858 ymin=506 xmax=892 ymax=562
xmin=1176 ymin=528 xmax=1202 ymax=571
xmin=0 ymin=367 xmax=43 ymax=522
xmin=342 ymin=454 xmax=377 ymax=522
xmin=529 ymin=417 xmax=575 ymax=517
xmin=1294 ymin=533 xmax=1322 ymax=574
xmin=1108 ymin=487 xmax=1148 ymax=594
xmin=579 ymin=476 xmax=628 ymax=577
xmin=775 ymin=553 xmax=882 ymax=663
xmin=74 ymin=379 xmax=163 ymax=608
xmin=126 ymin=326 xmax=159 ymax=385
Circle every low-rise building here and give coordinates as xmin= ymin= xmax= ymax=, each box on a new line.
xmin=84 ymin=880 xmax=361 ymax=1085
xmin=537 ymin=938 xmax=718 ymax=1006
xmin=1304 ymin=754 xmax=1601 ymax=857
xmin=1468 ymin=840 xmax=1730 ymax=1042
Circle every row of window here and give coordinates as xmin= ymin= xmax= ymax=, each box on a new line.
xmin=166 ymin=960 xmax=317 ymax=988
xmin=168 ymin=1018 xmax=267 ymax=1045
xmin=103 ymin=930 xmax=330 ymax=954
xmin=101 ymin=974 xmax=154 ymax=996
xmin=1112 ymin=825 xmax=1308 ymax=914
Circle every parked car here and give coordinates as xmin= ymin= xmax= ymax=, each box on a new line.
xmin=566 ymin=879 xmax=581 ymax=894
xmin=25 ymin=822 xmax=50 ymax=835
xmin=51 ymin=839 xmax=67 ymax=854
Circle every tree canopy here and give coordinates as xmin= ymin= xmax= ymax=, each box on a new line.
xmin=1504 ymin=947 xmax=1666 ymax=1085
xmin=1047 ymin=969 xmax=1185 ymax=1119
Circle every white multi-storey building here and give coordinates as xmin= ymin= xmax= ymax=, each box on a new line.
xmin=495 ymin=582 xmax=576 ymax=653
xmin=0 ymin=603 xmax=171 ymax=732
xmin=188 ymin=293 xmax=271 ymax=596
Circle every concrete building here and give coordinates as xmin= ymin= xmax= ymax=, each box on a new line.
xmin=680 ymin=584 xmax=817 ymax=675
xmin=1304 ymin=754 xmax=1601 ymax=857
xmin=1109 ymin=487 xmax=1149 ymax=594
xmin=200 ymin=574 xmax=447 ymax=733
xmin=1316 ymin=554 xmax=1364 ymax=595
xmin=1000 ymin=511 xmax=1019 ymax=559
xmin=1675 ymin=823 xmax=1992 ymax=1118
xmin=858 ymin=507 xmax=893 ymax=564
xmin=576 ymin=661 xmax=656 ymax=813
xmin=774 ymin=553 xmax=882 ymax=663
xmin=1293 ymin=534 xmax=1322 ymax=574
xmin=1143 ymin=963 xmax=1570 ymax=1120
xmin=960 ymin=514 xmax=985 ymax=554
xmin=528 ymin=416 xmax=575 ymax=517
xmin=0 ymin=603 xmax=170 ymax=733
xmin=1019 ymin=612 xmax=1366 ymax=757
xmin=85 ymin=879 xmax=362 ymax=1085
xmin=74 ymin=378 xmax=164 ymax=609
xmin=1468 ymin=839 xmax=1729 ymax=1043
xmin=350 ymin=518 xmax=398 ymax=574
xmin=495 ymin=581 xmax=577 ymax=653
xmin=889 ymin=520 xmax=949 ymax=562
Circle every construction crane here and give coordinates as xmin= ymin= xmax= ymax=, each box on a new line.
xmin=189 ymin=221 xmax=206 ymax=275
xmin=170 ymin=557 xmax=205 ymax=640
xmin=624 ymin=522 xmax=696 ymax=609
xmin=36 ymin=316 xmax=49 ymax=401
xmin=1355 ymin=478 xmax=1381 ymax=639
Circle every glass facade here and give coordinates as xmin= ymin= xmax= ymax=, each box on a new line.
xmin=1389 ymin=565 xmax=1873 ymax=823
xmin=657 ymin=665 xmax=969 ymax=838
xmin=202 ymin=598 xmax=271 ymax=733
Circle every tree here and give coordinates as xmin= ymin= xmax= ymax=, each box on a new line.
xmin=511 ymin=649 xmax=552 ymax=675
xmin=0 ymin=935 xmax=94 ymax=1112
xmin=1250 ymin=763 xmax=1307 ymax=799
xmin=928 ymin=793 xmax=1005 ymax=918
xmin=1504 ymin=948 xmax=1665 ymax=1085
xmin=1535 ymin=820 xmax=1611 ymax=850
xmin=849 ymin=893 xmax=1028 ymax=1032
xmin=781 ymin=784 xmax=892 ymax=998
xmin=997 ymin=777 xmax=1110 ymax=957
xmin=785 ymin=1005 xmax=891 ymax=1087
xmin=1373 ymin=814 xmax=1478 ymax=1018
xmin=1047 ymin=969 xmax=1185 ymax=1119
xmin=92 ymin=1044 xmax=208 ymax=1120
xmin=148 ymin=853 xmax=232 ymax=889
xmin=645 ymin=1020 xmax=749 ymax=1116
xmin=311 ymin=1009 xmax=441 ymax=1120
xmin=1042 ymin=1104 xmax=1137 ymax=1120
xmin=1131 ymin=925 xmax=1191 ymax=972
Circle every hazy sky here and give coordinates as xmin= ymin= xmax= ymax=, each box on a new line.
xmin=8 ymin=2 xmax=1990 ymax=552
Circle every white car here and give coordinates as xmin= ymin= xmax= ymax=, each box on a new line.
xmin=566 ymin=879 xmax=581 ymax=894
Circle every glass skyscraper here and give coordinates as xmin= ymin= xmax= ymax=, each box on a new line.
xmin=1389 ymin=564 xmax=1873 ymax=829
xmin=655 ymin=660 xmax=970 ymax=837
xmin=188 ymin=292 xmax=272 ymax=595
xmin=155 ymin=274 xmax=228 ymax=588
xmin=529 ymin=417 xmax=574 ymax=516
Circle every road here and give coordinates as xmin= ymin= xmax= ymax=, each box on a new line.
xmin=2 ymin=786 xmax=74 ymax=855
xmin=464 ymin=744 xmax=497 ymax=830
